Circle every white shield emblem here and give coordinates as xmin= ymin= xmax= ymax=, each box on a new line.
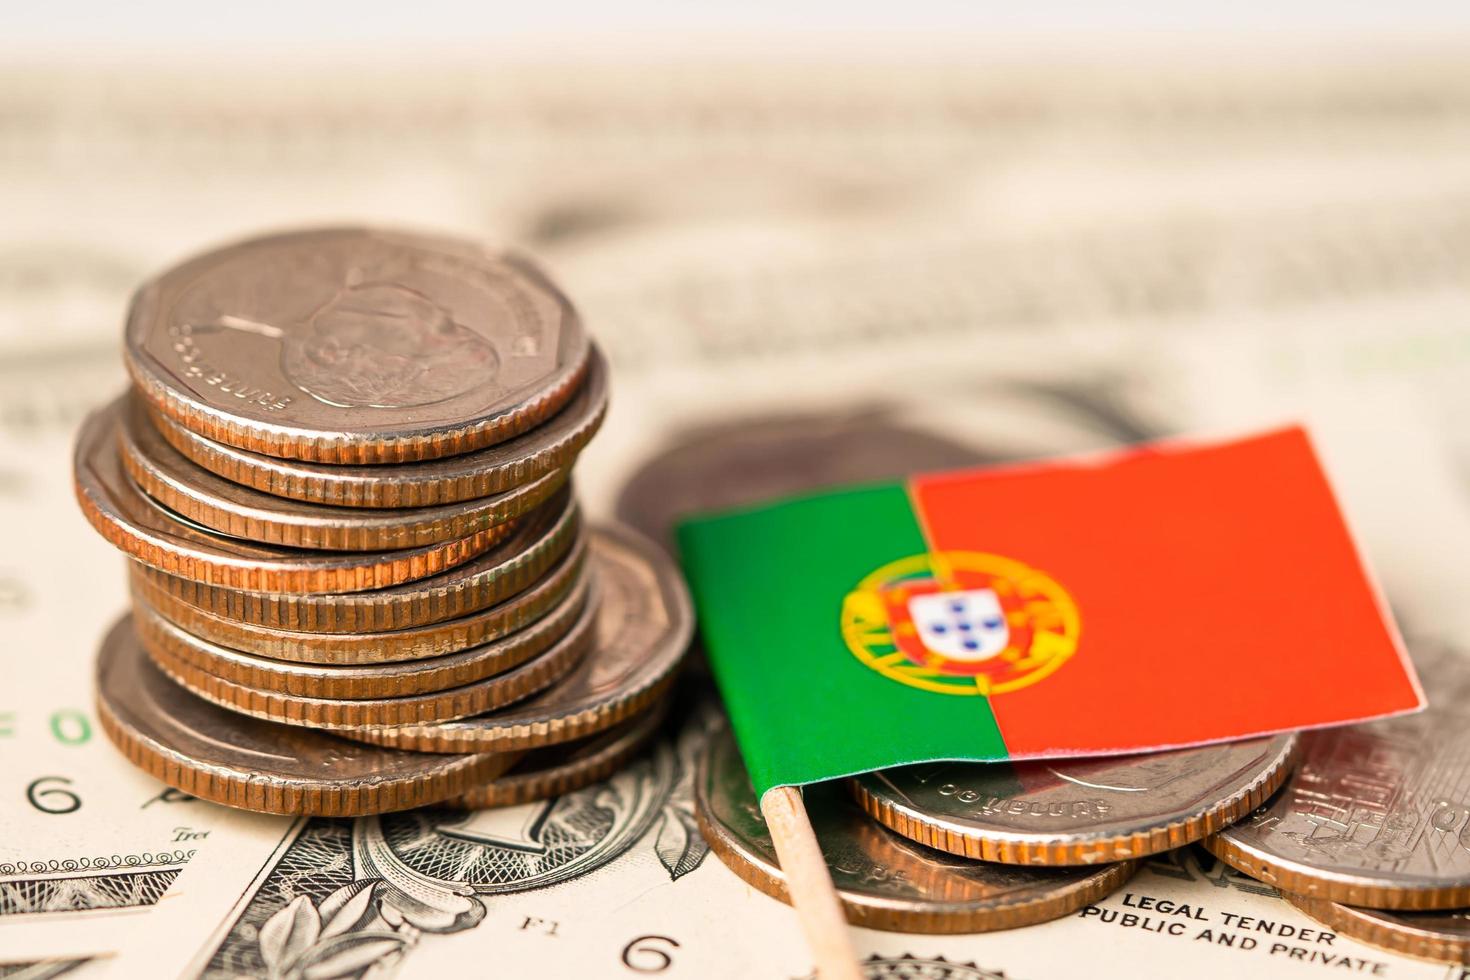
xmin=907 ymin=588 xmax=1009 ymax=662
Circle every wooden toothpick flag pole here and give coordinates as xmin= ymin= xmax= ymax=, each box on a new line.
xmin=760 ymin=786 xmax=863 ymax=980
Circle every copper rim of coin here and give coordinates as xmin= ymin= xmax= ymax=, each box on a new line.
xmin=123 ymin=229 xmax=592 ymax=464
xmin=132 ymin=488 xmax=580 ymax=633
xmin=1285 ymin=894 xmax=1470 ymax=965
xmin=850 ymin=737 xmax=1301 ymax=866
xmin=119 ymin=394 xmax=569 ymax=551
xmin=854 ymin=744 xmax=1299 ymax=868
xmin=345 ymin=523 xmax=694 ymax=753
xmin=96 ymin=617 xmax=514 ymax=816
xmin=1203 ymin=831 xmax=1470 ymax=911
xmin=699 ymin=815 xmax=1135 ymax=934
xmin=150 ymin=345 xmax=610 ymax=508
xmin=142 ymin=581 xmax=599 ymax=729
xmin=447 ymin=705 xmax=668 ymax=810
xmin=131 ymin=562 xmax=592 ymax=699
xmin=130 ymin=534 xmax=589 ymax=665
xmin=694 ymin=734 xmax=1138 ymax=934
xmin=75 ymin=400 xmax=510 ymax=593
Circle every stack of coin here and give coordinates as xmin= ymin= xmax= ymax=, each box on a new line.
xmin=75 ymin=227 xmax=692 ymax=817
xmin=1200 ymin=651 xmax=1470 ymax=965
xmin=701 ymin=722 xmax=1301 ymax=934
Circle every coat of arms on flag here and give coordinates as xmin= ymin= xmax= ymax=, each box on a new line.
xmin=841 ymin=551 xmax=1079 ymax=696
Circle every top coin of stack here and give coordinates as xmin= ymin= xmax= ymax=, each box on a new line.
xmin=126 ymin=227 xmax=593 ymax=466
xmin=75 ymin=227 xmax=689 ymax=818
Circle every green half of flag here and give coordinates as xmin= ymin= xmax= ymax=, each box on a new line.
xmin=678 ymin=482 xmax=1008 ymax=797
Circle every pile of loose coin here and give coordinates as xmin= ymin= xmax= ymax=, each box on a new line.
xmin=697 ymin=724 xmax=1297 ymax=934
xmin=701 ymin=654 xmax=1470 ymax=961
xmin=75 ymin=228 xmax=692 ymax=817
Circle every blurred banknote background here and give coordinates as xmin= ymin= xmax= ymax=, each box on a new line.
xmin=4 ymin=4 xmax=1470 ymax=977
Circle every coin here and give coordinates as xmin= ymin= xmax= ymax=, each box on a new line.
xmin=95 ymin=617 xmax=513 ymax=815
xmin=850 ymin=735 xmax=1298 ymax=866
xmin=348 ymin=523 xmax=692 ymax=752
xmin=139 ymin=579 xmax=597 ymax=729
xmin=119 ymin=395 xmax=567 ymax=550
xmin=151 ymin=345 xmax=609 ymax=508
xmin=448 ymin=706 xmax=667 ymax=809
xmin=75 ymin=400 xmax=509 ymax=593
xmin=1286 ymin=894 xmax=1470 ymax=964
xmin=1205 ymin=655 xmax=1470 ymax=909
xmin=132 ymin=561 xmax=591 ymax=698
xmin=131 ymin=534 xmax=588 ymax=664
xmin=614 ymin=407 xmax=986 ymax=551
xmin=132 ymin=486 xmax=579 ymax=632
xmin=697 ymin=728 xmax=1135 ymax=933
xmin=124 ymin=227 xmax=591 ymax=464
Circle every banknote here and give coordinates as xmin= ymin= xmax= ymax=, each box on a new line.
xmin=3 ymin=41 xmax=1470 ymax=980
xmin=96 ymin=720 xmax=1469 ymax=980
xmin=0 ymin=422 xmax=302 ymax=966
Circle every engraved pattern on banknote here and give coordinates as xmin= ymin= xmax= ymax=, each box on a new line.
xmin=858 ymin=953 xmax=1010 ymax=980
xmin=0 ymin=850 xmax=194 ymax=876
xmin=0 ymin=869 xmax=180 ymax=916
xmin=648 ymin=706 xmax=713 ymax=880
xmin=197 ymin=714 xmax=712 ymax=980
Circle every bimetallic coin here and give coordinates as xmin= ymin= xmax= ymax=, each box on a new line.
xmin=133 ymin=487 xmax=579 ymax=632
xmin=448 ymin=706 xmax=667 ymax=809
xmin=1287 ymin=894 xmax=1470 ymax=965
xmin=348 ymin=523 xmax=692 ymax=752
xmin=1206 ymin=655 xmax=1470 ymax=909
xmin=95 ymin=617 xmax=513 ymax=816
xmin=152 ymin=345 xmax=609 ymax=507
xmin=119 ymin=395 xmax=567 ymax=550
xmin=124 ymin=227 xmax=590 ymax=463
xmin=74 ymin=401 xmax=507 ymax=593
xmin=132 ymin=563 xmax=591 ymax=698
xmin=698 ymin=729 xmax=1136 ymax=934
xmin=851 ymin=735 xmax=1298 ymax=866
xmin=140 ymin=580 xmax=597 ymax=729
xmin=131 ymin=535 xmax=587 ymax=664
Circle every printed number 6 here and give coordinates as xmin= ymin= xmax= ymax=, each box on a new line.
xmin=622 ymin=935 xmax=680 ymax=973
xmin=27 ymin=776 xmax=81 ymax=814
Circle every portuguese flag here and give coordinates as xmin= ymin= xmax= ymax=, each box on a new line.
xmin=678 ymin=426 xmax=1422 ymax=797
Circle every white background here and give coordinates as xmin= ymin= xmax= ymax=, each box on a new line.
xmin=7 ymin=0 xmax=1470 ymax=52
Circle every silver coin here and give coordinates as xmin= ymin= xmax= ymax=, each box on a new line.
xmin=124 ymin=227 xmax=590 ymax=463
xmin=1287 ymin=893 xmax=1470 ymax=964
xmin=447 ymin=705 xmax=668 ymax=809
xmin=614 ymin=407 xmax=985 ymax=551
xmin=1207 ymin=654 xmax=1469 ymax=909
xmin=118 ymin=394 xmax=566 ymax=550
xmin=150 ymin=344 xmax=608 ymax=508
xmin=141 ymin=579 xmax=598 ymax=730
xmin=74 ymin=397 xmax=507 ymax=593
xmin=347 ymin=523 xmax=693 ymax=752
xmin=130 ymin=532 xmax=589 ymax=665
xmin=131 ymin=487 xmax=581 ymax=633
xmin=851 ymin=734 xmax=1298 ymax=866
xmin=698 ymin=728 xmax=1134 ymax=933
xmin=95 ymin=616 xmax=511 ymax=816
